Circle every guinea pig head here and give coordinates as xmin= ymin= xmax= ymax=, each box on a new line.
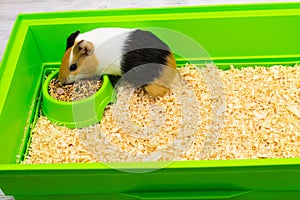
xmin=59 ymin=34 xmax=99 ymax=84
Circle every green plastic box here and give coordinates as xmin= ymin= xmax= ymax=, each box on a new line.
xmin=1 ymin=3 xmax=300 ymax=200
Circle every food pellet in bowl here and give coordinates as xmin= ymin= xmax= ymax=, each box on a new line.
xmin=48 ymin=78 xmax=103 ymax=101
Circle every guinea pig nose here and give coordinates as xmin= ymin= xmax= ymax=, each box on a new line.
xmin=58 ymin=77 xmax=66 ymax=85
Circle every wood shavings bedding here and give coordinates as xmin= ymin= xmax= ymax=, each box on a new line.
xmin=22 ymin=116 xmax=98 ymax=164
xmin=22 ymin=64 xmax=300 ymax=164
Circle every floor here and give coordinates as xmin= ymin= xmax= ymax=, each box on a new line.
xmin=0 ymin=0 xmax=299 ymax=61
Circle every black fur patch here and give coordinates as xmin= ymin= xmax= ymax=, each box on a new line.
xmin=120 ymin=29 xmax=171 ymax=86
xmin=66 ymin=30 xmax=80 ymax=51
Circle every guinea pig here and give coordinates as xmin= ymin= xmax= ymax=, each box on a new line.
xmin=58 ymin=28 xmax=177 ymax=98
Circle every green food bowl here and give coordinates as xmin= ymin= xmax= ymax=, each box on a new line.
xmin=42 ymin=70 xmax=115 ymax=129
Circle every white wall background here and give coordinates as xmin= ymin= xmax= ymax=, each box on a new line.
xmin=0 ymin=0 xmax=299 ymax=60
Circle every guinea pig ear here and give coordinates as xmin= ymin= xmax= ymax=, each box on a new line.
xmin=66 ymin=30 xmax=80 ymax=51
xmin=75 ymin=40 xmax=94 ymax=56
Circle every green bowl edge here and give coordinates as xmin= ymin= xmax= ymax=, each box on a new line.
xmin=42 ymin=70 xmax=115 ymax=129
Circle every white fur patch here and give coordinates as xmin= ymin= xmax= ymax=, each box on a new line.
xmin=76 ymin=28 xmax=133 ymax=76
xmin=69 ymin=47 xmax=74 ymax=65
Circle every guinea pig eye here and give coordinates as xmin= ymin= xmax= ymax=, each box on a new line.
xmin=69 ymin=64 xmax=77 ymax=71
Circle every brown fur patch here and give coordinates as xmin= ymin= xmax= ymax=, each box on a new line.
xmin=166 ymin=52 xmax=177 ymax=69
xmin=77 ymin=53 xmax=99 ymax=78
xmin=145 ymin=83 xmax=171 ymax=98
xmin=145 ymin=53 xmax=177 ymax=98
xmin=75 ymin=40 xmax=94 ymax=56
xmin=71 ymin=40 xmax=96 ymax=71
xmin=58 ymin=48 xmax=72 ymax=83
xmin=59 ymin=41 xmax=99 ymax=84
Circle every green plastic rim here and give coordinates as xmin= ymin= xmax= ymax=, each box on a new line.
xmin=42 ymin=70 xmax=115 ymax=129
